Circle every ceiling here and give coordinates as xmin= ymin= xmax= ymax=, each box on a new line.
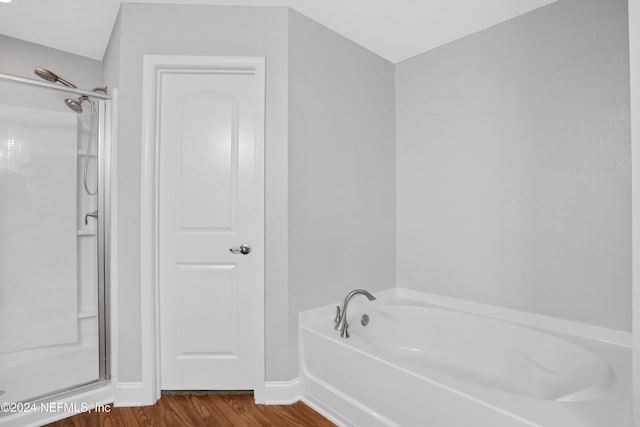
xmin=0 ymin=0 xmax=557 ymax=63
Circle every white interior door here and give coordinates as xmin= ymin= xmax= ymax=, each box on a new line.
xmin=158 ymin=59 xmax=264 ymax=390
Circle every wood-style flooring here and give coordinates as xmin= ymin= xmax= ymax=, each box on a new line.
xmin=44 ymin=393 xmax=335 ymax=427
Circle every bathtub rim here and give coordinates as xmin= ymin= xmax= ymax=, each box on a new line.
xmin=300 ymin=287 xmax=631 ymax=349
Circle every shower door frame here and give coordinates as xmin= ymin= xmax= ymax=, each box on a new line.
xmin=0 ymin=72 xmax=114 ymax=421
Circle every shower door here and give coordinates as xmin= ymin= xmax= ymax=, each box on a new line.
xmin=0 ymin=74 xmax=109 ymax=407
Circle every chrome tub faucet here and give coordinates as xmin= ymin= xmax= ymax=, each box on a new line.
xmin=334 ymin=289 xmax=376 ymax=338
xmin=84 ymin=209 xmax=98 ymax=225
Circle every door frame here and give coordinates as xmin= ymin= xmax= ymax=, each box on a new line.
xmin=140 ymin=55 xmax=266 ymax=405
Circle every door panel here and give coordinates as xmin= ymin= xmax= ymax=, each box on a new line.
xmin=176 ymin=263 xmax=237 ymax=356
xmin=159 ymin=64 xmax=264 ymax=390
xmin=178 ymin=93 xmax=238 ymax=231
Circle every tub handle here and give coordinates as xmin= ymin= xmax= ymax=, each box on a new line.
xmin=334 ymin=306 xmax=341 ymax=325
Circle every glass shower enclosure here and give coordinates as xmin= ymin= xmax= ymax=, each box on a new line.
xmin=0 ymin=72 xmax=110 ymax=410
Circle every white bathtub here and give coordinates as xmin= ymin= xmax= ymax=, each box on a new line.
xmin=299 ymin=288 xmax=631 ymax=427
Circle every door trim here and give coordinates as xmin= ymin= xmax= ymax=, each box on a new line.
xmin=140 ymin=55 xmax=266 ymax=405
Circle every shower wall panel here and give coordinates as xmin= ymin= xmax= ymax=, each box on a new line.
xmin=0 ymin=103 xmax=78 ymax=353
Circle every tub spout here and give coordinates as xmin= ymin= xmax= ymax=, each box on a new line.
xmin=335 ymin=289 xmax=376 ymax=339
xmin=84 ymin=209 xmax=98 ymax=225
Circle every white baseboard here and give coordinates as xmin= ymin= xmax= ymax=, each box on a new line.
xmin=112 ymin=381 xmax=299 ymax=407
xmin=263 ymin=378 xmax=301 ymax=405
xmin=113 ymin=382 xmax=145 ymax=407
xmin=0 ymin=383 xmax=114 ymax=427
xmin=113 ymin=380 xmax=298 ymax=407
xmin=301 ymin=395 xmax=351 ymax=427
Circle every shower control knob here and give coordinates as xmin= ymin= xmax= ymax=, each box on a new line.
xmin=229 ymin=244 xmax=251 ymax=255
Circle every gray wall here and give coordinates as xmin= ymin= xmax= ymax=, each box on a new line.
xmin=396 ymin=0 xmax=631 ymax=330
xmin=103 ymin=12 xmax=121 ymax=90
xmin=0 ymin=33 xmax=102 ymax=90
xmin=105 ymin=4 xmax=397 ymax=383
xmin=288 ymin=10 xmax=396 ymax=373
xmin=104 ymin=4 xmax=290 ymax=382
xmin=629 ymin=0 xmax=640 ymax=421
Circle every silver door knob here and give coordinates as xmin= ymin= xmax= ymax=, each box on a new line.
xmin=229 ymin=244 xmax=251 ymax=255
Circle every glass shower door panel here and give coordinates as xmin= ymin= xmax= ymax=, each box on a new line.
xmin=0 ymin=81 xmax=100 ymax=404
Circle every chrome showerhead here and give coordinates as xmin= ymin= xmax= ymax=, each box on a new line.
xmin=34 ymin=68 xmax=58 ymax=82
xmin=33 ymin=68 xmax=77 ymax=88
xmin=64 ymin=96 xmax=88 ymax=113
xmin=33 ymin=68 xmax=106 ymax=113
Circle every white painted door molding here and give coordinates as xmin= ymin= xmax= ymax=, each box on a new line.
xmin=140 ymin=56 xmax=266 ymax=405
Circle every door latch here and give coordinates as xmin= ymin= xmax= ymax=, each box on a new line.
xmin=229 ymin=244 xmax=251 ymax=255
